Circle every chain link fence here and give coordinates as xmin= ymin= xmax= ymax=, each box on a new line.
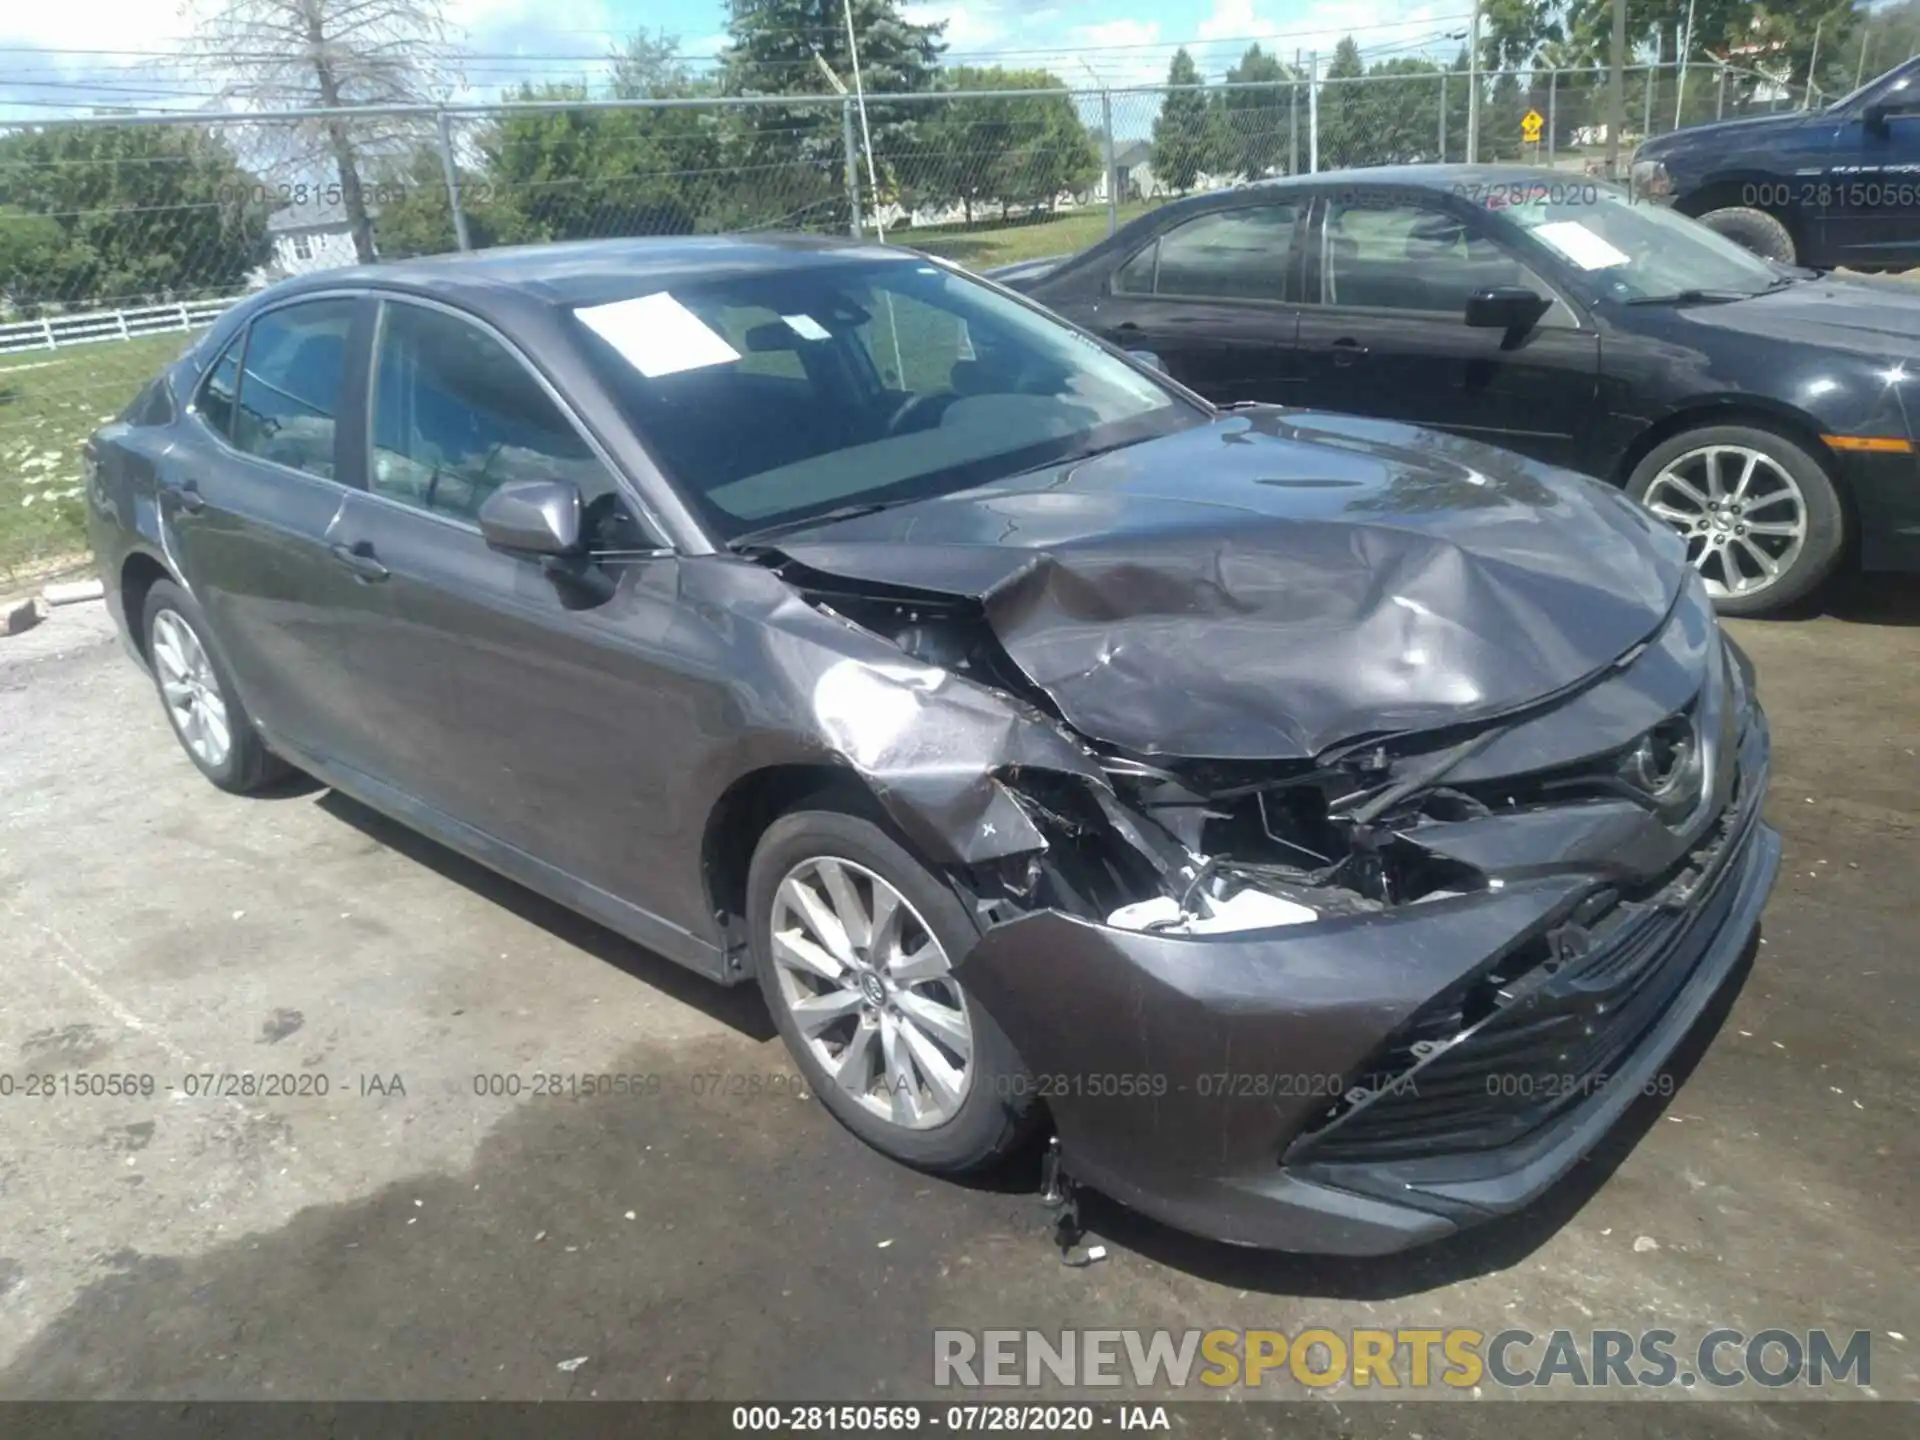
xmin=0 ymin=60 xmax=1826 ymax=572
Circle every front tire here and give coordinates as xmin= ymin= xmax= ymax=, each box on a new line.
xmin=1696 ymin=205 xmax=1797 ymax=265
xmin=1626 ymin=424 xmax=1844 ymax=615
xmin=143 ymin=579 xmax=290 ymax=794
xmin=746 ymin=808 xmax=1037 ymax=1174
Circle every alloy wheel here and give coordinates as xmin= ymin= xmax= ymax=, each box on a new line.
xmin=767 ymin=856 xmax=973 ymax=1130
xmin=152 ymin=610 xmax=231 ymax=770
xmin=1640 ymin=444 xmax=1808 ymax=600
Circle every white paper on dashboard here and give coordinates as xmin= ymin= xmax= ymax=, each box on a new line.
xmin=1531 ymin=221 xmax=1631 ymax=271
xmin=574 ymin=292 xmax=741 ymax=378
xmin=781 ymin=313 xmax=831 ymax=341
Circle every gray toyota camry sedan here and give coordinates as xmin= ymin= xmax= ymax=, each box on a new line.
xmin=86 ymin=236 xmax=1779 ymax=1254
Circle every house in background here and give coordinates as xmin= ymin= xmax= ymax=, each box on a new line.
xmin=1109 ymin=139 xmax=1156 ymax=200
xmin=253 ymin=197 xmax=370 ymax=286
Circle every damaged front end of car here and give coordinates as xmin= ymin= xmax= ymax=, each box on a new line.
xmin=750 ymin=507 xmax=1777 ymax=1254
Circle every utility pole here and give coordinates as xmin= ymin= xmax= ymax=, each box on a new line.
xmin=1466 ymin=0 xmax=1482 ymax=163
xmin=813 ymin=50 xmax=862 ymax=238
xmin=841 ymin=0 xmax=884 ymax=241
xmin=1807 ymin=19 xmax=1824 ymax=109
xmin=1675 ymin=0 xmax=1697 ymax=127
xmin=1607 ymin=0 xmax=1626 ymax=180
xmin=1308 ymin=50 xmax=1320 ymax=174
xmin=1857 ymin=34 xmax=1875 ymax=91
xmin=1291 ymin=47 xmax=1301 ymax=175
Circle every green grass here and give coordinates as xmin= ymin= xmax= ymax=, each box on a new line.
xmin=906 ymin=200 xmax=1161 ymax=268
xmin=0 ymin=331 xmax=196 ymax=579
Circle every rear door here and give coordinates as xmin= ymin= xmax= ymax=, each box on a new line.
xmin=163 ymin=293 xmax=384 ymax=763
xmin=1293 ymin=192 xmax=1600 ymax=469
xmin=1081 ymin=201 xmax=1305 ymax=405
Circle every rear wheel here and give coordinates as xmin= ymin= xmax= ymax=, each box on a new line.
xmin=143 ymin=579 xmax=290 ymax=793
xmin=1626 ymin=425 xmax=1844 ymax=615
xmin=1696 ymin=206 xmax=1797 ymax=265
xmin=746 ymin=808 xmax=1037 ymax=1173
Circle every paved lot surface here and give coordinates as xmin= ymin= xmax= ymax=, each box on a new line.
xmin=0 ymin=579 xmax=1915 ymax=1429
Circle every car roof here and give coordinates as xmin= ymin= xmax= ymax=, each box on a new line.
xmin=261 ymin=233 xmax=913 ymax=320
xmin=1146 ymin=163 xmax=1595 ymax=218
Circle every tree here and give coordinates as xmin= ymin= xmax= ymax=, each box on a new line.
xmin=1315 ymin=37 xmax=1371 ymax=171
xmin=1216 ymin=44 xmax=1296 ymax=179
xmin=724 ymin=0 xmax=945 ymax=227
xmin=1152 ymin=48 xmax=1219 ymax=194
xmin=1443 ymin=48 xmax=1473 ymax=161
xmin=1360 ymin=58 xmax=1449 ymax=163
xmin=475 ymin=83 xmax=724 ymax=242
xmin=368 ymin=141 xmax=484 ymax=258
xmin=188 ymin=0 xmax=456 ymax=264
xmin=909 ymin=67 xmax=1097 ymax=221
xmin=1482 ymin=0 xmax=1563 ymax=70
xmin=0 ymin=208 xmax=64 ymax=312
xmin=0 ymin=126 xmax=269 ymax=312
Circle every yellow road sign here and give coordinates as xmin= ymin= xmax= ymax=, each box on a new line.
xmin=1521 ymin=109 xmax=1545 ymax=143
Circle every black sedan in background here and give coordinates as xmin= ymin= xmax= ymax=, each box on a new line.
xmin=88 ymin=237 xmax=1777 ymax=1254
xmin=1000 ymin=165 xmax=1920 ymax=614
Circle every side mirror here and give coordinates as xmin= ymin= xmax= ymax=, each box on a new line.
xmin=1126 ymin=348 xmax=1167 ymax=373
xmin=478 ymin=479 xmax=584 ymax=556
xmin=1865 ymin=103 xmax=1891 ymax=137
xmin=1465 ymin=286 xmax=1553 ymax=332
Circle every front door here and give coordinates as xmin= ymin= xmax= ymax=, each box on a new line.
xmin=1292 ymin=194 xmax=1600 ymax=469
xmin=1086 ymin=201 xmax=1305 ymax=405
xmin=316 ymin=297 xmax=713 ymax=944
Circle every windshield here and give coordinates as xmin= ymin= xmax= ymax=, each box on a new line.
xmin=1826 ymin=54 xmax=1920 ymax=115
xmin=571 ymin=257 xmax=1195 ymax=543
xmin=1487 ymin=183 xmax=1780 ymax=302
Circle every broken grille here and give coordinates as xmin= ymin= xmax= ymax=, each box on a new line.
xmin=1287 ymin=760 xmax=1764 ymax=1168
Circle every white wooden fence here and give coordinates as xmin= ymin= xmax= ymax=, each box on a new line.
xmin=0 ymin=296 xmax=241 ymax=357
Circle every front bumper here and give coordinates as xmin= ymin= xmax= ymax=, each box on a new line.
xmin=956 ymin=693 xmax=1777 ymax=1256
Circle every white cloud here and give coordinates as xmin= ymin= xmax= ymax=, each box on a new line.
xmin=1076 ymin=20 xmax=1164 ymax=50
xmin=1183 ymin=1 xmax=1465 ymax=81
xmin=902 ymin=3 xmax=1014 ymax=56
xmin=2 ymin=2 xmax=192 ymax=54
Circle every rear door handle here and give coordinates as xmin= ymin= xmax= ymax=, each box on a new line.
xmin=1331 ymin=337 xmax=1368 ymax=366
xmin=329 ymin=540 xmax=389 ymax=583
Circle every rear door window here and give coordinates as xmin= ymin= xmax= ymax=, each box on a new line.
xmin=1120 ymin=205 xmax=1299 ymax=301
xmin=194 ymin=334 xmax=243 ymax=439
xmin=230 ymin=298 xmax=355 ymax=479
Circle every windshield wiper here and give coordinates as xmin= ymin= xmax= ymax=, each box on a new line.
xmin=1623 ymin=287 xmax=1758 ymax=306
xmin=1005 ymin=435 xmax=1146 ymax=480
xmin=727 ymin=498 xmax=921 ymax=552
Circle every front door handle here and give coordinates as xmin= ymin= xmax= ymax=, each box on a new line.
xmin=329 ymin=540 xmax=390 ymax=583
xmin=1331 ymin=337 xmax=1368 ymax=366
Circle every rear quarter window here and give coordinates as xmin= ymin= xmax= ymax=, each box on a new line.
xmin=120 ymin=376 xmax=176 ymax=427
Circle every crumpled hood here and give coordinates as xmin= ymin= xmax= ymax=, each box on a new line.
xmin=775 ymin=410 xmax=1690 ymax=760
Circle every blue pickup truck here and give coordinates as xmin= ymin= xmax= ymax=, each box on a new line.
xmin=1632 ymin=56 xmax=1920 ymax=270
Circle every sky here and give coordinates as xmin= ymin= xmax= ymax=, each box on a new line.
xmin=0 ymin=0 xmax=1473 ymax=120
